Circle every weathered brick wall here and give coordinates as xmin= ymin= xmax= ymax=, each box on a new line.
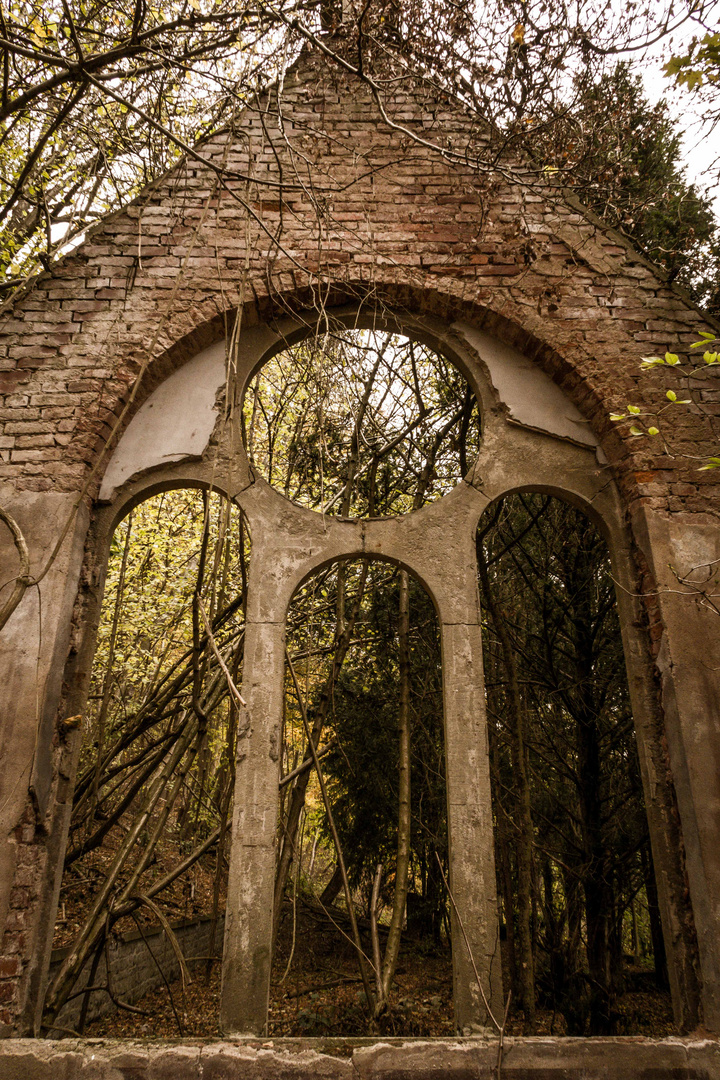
xmin=0 ymin=805 xmax=37 ymax=1020
xmin=0 ymin=51 xmax=717 ymax=509
xmin=47 ymin=916 xmax=224 ymax=1033
xmin=0 ymin=45 xmax=718 ymax=1035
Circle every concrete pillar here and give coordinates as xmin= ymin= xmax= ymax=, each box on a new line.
xmin=442 ymin=618 xmax=503 ymax=1031
xmin=361 ymin=493 xmax=504 ymax=1031
xmin=218 ymin=479 xmax=504 ymax=1035
xmin=0 ymin=490 xmax=89 ymax=1034
xmin=635 ymin=508 xmax=720 ymax=1032
xmin=609 ymin=528 xmax=703 ymax=1032
xmin=219 ymin=601 xmax=285 ymax=1035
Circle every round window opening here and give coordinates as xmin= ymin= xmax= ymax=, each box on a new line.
xmin=243 ymin=328 xmax=481 ymax=518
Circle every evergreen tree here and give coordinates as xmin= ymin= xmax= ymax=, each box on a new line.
xmin=539 ymin=64 xmax=719 ymax=311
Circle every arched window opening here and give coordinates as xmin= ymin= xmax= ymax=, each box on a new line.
xmin=243 ymin=328 xmax=480 ymax=518
xmin=477 ymin=493 xmax=671 ymax=1038
xmin=46 ymin=488 xmax=249 ymax=1037
xmin=270 ymin=558 xmax=453 ymax=1036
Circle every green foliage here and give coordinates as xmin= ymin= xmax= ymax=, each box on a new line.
xmin=665 ymin=31 xmax=720 ymax=94
xmin=73 ymin=487 xmax=248 ymax=850
xmin=612 ymin=333 xmax=719 ymax=467
xmin=54 ymin=487 xmax=251 ymax=1023
xmin=3 ymin=0 xmax=709 ymax=290
xmin=539 ymin=63 xmax=720 ymax=311
xmin=0 ymin=0 xmax=280 ymax=284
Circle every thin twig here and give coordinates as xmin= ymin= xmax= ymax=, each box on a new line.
xmin=0 ymin=505 xmax=31 ymax=631
xmin=129 ymin=912 xmax=185 ymax=1035
xmin=198 ymin=597 xmax=246 ymax=708
xmin=370 ymin=862 xmax=384 ymax=1002
xmin=279 ymin=808 xmax=304 ymax=984
xmin=279 ymin=739 xmax=336 ymax=787
xmin=134 ymin=893 xmax=192 ymax=992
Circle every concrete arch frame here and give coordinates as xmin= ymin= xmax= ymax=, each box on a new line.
xmin=23 ymin=302 xmax=701 ymax=1037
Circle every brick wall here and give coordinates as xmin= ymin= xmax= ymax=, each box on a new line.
xmin=47 ymin=916 xmax=224 ymax=1033
xmin=0 ymin=49 xmax=717 ymax=512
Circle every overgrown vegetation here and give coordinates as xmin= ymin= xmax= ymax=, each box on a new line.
xmin=1 ymin=0 xmax=717 ymax=293
xmin=2 ymin=0 xmax=718 ymax=641
xmin=538 ymin=64 xmax=720 ymax=311
xmin=48 ymin=489 xmax=249 ymax=1031
xmin=479 ymin=493 xmax=661 ymax=1035
xmin=244 ymin=329 xmax=480 ymax=517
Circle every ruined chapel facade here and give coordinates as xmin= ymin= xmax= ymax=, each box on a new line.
xmin=1 ymin=45 xmax=719 ymax=1044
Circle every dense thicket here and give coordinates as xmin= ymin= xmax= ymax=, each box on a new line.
xmin=48 ymin=489 xmax=249 ymax=1032
xmin=245 ymin=330 xmax=480 ymax=517
xmin=478 ymin=494 xmax=657 ymax=1034
xmin=287 ymin=563 xmax=448 ymax=936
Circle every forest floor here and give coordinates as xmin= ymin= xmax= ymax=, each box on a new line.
xmin=53 ymin=830 xmax=225 ymax=950
xmin=82 ymin=897 xmax=676 ymax=1040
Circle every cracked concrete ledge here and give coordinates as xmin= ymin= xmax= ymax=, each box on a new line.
xmin=1 ymin=1037 xmax=720 ymax=1079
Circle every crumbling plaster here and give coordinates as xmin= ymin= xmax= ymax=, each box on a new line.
xmin=98 ymin=340 xmax=227 ymax=501
xmin=0 ymin=492 xmax=88 ymax=954
xmin=97 ymin=312 xmax=606 ymax=505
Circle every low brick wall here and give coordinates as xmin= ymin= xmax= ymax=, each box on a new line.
xmin=47 ymin=914 xmax=224 ymax=1032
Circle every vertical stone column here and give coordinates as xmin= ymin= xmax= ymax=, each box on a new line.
xmin=0 ymin=490 xmax=88 ymax=1034
xmin=367 ymin=493 xmax=503 ymax=1032
xmin=441 ymin=617 xmax=503 ymax=1032
xmin=635 ymin=508 xmax=720 ymax=1032
xmin=608 ymin=522 xmax=704 ymax=1032
xmin=219 ymin=591 xmax=285 ymax=1035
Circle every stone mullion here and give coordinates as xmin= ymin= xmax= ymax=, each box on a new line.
xmin=219 ymin=556 xmax=286 ymax=1035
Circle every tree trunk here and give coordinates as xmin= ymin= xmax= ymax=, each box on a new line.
xmin=642 ymin=841 xmax=669 ymax=990
xmin=376 ymin=569 xmax=412 ymax=1014
xmin=320 ymin=863 xmax=344 ymax=908
xmin=491 ymin=731 xmax=518 ymax=1000
xmin=478 ymin=542 xmax=536 ymax=1032
xmin=560 ymin=865 xmax=588 ymax=1035
xmin=568 ymin=545 xmax=613 ymax=1034
xmin=576 ymin=704 xmax=612 ymax=1033
xmin=272 ymin=560 xmax=370 ymax=948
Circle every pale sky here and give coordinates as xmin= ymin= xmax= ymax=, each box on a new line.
xmin=635 ymin=1 xmax=720 ymax=215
